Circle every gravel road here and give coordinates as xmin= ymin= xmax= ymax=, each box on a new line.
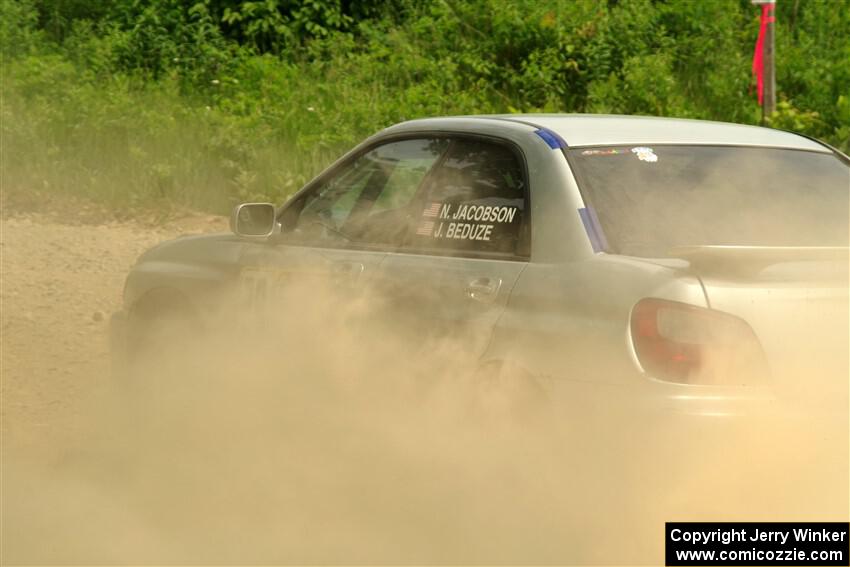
xmin=1 ymin=212 xmax=228 ymax=455
xmin=2 ymin=207 xmax=845 ymax=564
xmin=1 ymin=211 xmax=233 ymax=563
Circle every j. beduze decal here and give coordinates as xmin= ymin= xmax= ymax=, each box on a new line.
xmin=418 ymin=202 xmax=517 ymax=241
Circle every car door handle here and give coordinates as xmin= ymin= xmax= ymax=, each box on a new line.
xmin=465 ymin=277 xmax=502 ymax=302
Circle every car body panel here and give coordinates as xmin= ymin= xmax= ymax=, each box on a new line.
xmin=697 ymin=261 xmax=849 ymax=412
xmin=371 ymin=252 xmax=527 ymax=358
xmin=123 ymin=233 xmax=245 ymax=319
xmin=236 ymin=243 xmax=387 ymax=326
xmin=483 ymin=253 xmax=730 ymax=414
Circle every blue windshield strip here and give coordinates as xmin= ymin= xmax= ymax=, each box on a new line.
xmin=586 ymin=205 xmax=609 ymax=251
xmin=578 ymin=207 xmax=607 ymax=253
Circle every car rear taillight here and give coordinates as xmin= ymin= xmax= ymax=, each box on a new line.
xmin=630 ymin=298 xmax=769 ymax=385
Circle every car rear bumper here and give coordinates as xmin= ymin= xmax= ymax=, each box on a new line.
xmin=544 ymin=373 xmax=847 ymax=428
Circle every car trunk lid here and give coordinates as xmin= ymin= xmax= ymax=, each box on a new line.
xmin=670 ymin=246 xmax=849 ymax=413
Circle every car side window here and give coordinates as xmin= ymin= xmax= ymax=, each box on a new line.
xmin=406 ymin=138 xmax=528 ymax=257
xmin=289 ymin=138 xmax=449 ymax=248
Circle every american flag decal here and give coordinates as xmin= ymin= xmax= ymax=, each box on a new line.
xmin=416 ymin=221 xmax=435 ymax=236
xmin=422 ymin=202 xmax=441 ymax=218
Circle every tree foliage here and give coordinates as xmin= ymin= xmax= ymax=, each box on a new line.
xmin=2 ymin=0 xmax=848 ymax=212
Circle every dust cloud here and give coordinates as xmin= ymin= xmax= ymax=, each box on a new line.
xmin=1 ymin=213 xmax=848 ymax=565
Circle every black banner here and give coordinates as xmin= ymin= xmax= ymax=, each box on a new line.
xmin=666 ymin=522 xmax=849 ymax=566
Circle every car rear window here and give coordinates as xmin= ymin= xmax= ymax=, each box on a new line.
xmin=567 ymin=145 xmax=850 ymax=257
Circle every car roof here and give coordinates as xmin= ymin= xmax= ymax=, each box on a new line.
xmin=391 ymin=114 xmax=829 ymax=152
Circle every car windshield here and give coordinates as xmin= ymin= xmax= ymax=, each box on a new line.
xmin=567 ymin=145 xmax=849 ymax=257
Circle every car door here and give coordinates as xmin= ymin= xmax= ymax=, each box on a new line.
xmin=237 ymin=137 xmax=451 ymax=327
xmin=371 ymin=136 xmax=531 ymax=358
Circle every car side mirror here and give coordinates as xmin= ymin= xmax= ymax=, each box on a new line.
xmin=231 ymin=203 xmax=276 ymax=237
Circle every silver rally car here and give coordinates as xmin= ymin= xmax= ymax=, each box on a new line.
xmin=113 ymin=114 xmax=849 ymax=420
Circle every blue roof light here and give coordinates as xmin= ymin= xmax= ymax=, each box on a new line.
xmin=534 ymin=128 xmax=568 ymax=150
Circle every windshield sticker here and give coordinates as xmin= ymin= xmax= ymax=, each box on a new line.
xmin=417 ymin=202 xmax=518 ymax=241
xmin=631 ymin=147 xmax=658 ymax=163
xmin=581 ymin=149 xmax=622 ymax=157
xmin=421 ymin=202 xmax=441 ymax=218
xmin=416 ymin=220 xmax=435 ymax=236
xmin=452 ymin=204 xmax=517 ymax=223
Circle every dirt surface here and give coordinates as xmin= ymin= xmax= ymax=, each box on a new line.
xmin=1 ymin=210 xmax=231 ymax=562
xmin=1 ymin=211 xmax=228 ymax=453
xmin=2 ymin=205 xmax=847 ymax=565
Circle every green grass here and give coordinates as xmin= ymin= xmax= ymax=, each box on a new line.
xmin=3 ymin=56 xmax=337 ymax=214
xmin=2 ymin=0 xmax=847 ymax=215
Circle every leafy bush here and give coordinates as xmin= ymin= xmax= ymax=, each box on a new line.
xmin=0 ymin=0 xmax=43 ymax=58
xmin=2 ymin=0 xmax=848 ymax=215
